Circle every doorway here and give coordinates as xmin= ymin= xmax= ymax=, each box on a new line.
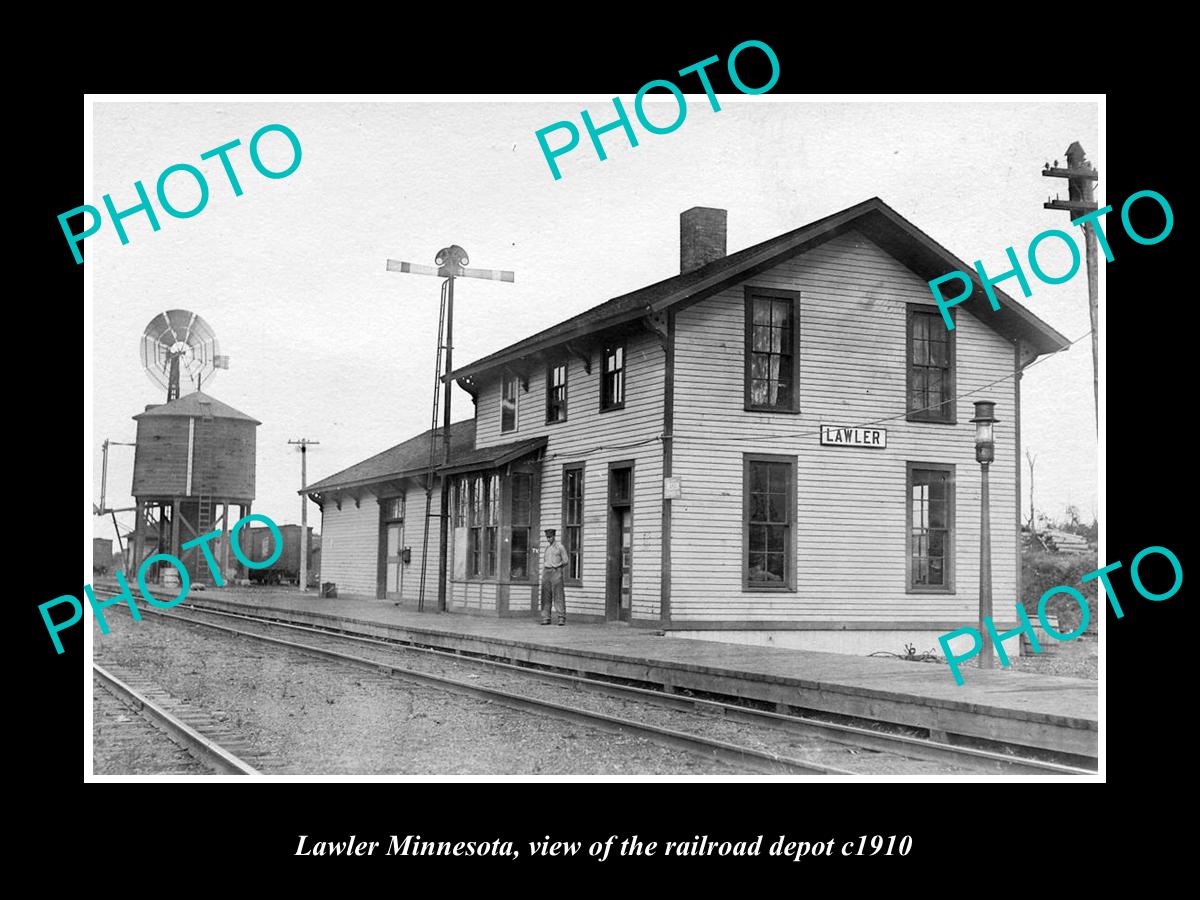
xmin=380 ymin=495 xmax=406 ymax=600
xmin=385 ymin=522 xmax=404 ymax=597
xmin=606 ymin=462 xmax=633 ymax=622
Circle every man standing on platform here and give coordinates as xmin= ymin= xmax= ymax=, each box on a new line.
xmin=540 ymin=528 xmax=569 ymax=626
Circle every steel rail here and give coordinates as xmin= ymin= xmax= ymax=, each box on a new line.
xmin=168 ymin=601 xmax=1093 ymax=776
xmin=92 ymin=662 xmax=261 ymax=776
xmin=128 ymin=605 xmax=851 ymax=775
xmin=89 ymin=589 xmax=1092 ymax=775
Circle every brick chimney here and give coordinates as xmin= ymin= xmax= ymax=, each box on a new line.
xmin=680 ymin=207 xmax=727 ymax=273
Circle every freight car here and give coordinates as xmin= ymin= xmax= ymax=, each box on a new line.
xmin=93 ymin=537 xmax=114 ymax=575
xmin=239 ymin=524 xmax=319 ymax=586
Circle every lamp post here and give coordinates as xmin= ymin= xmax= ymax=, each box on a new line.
xmin=971 ymin=400 xmax=999 ymax=669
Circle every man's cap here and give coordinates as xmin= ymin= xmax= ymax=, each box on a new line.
xmin=544 ymin=528 xmax=557 ymax=536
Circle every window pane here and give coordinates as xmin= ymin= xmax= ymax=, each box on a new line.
xmin=749 ymin=524 xmax=765 ymax=552
xmin=777 ymin=325 xmax=792 ymax=356
xmin=912 ymin=555 xmax=929 ymax=584
xmin=511 ymin=529 xmax=528 ymax=580
xmin=752 ymin=299 xmax=771 ymax=324
xmin=750 ymin=463 xmax=768 ymax=492
xmin=751 ymin=353 xmax=771 ymax=379
xmin=928 ymin=529 xmax=945 ymax=558
xmin=767 ymin=524 xmax=784 ymax=551
xmin=913 ymin=313 xmax=928 ymax=341
xmin=771 ymin=300 xmax=789 ymax=328
xmin=928 ymin=556 xmax=945 ymax=585
xmin=768 ymin=492 xmax=786 ymax=523
xmin=752 ymin=325 xmax=771 ymax=352
xmin=766 ymin=551 xmax=785 ymax=581
xmin=748 ymin=552 xmax=767 ymax=578
xmin=929 ymin=333 xmax=949 ymax=367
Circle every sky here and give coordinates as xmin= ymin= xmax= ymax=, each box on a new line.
xmin=89 ymin=98 xmax=1100 ymax=547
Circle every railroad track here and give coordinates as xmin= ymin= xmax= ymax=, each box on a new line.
xmin=90 ymin=590 xmax=1091 ymax=775
xmin=93 ymin=662 xmax=261 ymax=775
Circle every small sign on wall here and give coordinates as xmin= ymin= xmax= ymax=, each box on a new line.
xmin=663 ymin=476 xmax=682 ymax=499
xmin=820 ymin=425 xmax=887 ymax=448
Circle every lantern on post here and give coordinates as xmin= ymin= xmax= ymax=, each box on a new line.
xmin=970 ymin=400 xmax=999 ymax=668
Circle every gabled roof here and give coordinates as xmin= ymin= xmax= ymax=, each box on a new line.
xmin=133 ymin=390 xmax=261 ymax=424
xmin=304 ymin=419 xmax=477 ymax=494
xmin=448 ymin=197 xmax=1071 ymax=383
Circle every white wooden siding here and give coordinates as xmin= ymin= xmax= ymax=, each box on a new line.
xmin=472 ymin=330 xmax=666 ymax=619
xmin=399 ymin=480 xmax=440 ymax=605
xmin=317 ymin=478 xmax=441 ymax=603
xmin=318 ymin=496 xmax=379 ymax=599
xmin=671 ymin=230 xmax=1019 ymax=625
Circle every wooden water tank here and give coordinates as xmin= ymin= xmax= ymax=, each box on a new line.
xmin=131 ymin=391 xmax=260 ymax=501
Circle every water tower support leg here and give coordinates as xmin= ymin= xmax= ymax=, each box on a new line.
xmin=170 ymin=498 xmax=181 ymax=573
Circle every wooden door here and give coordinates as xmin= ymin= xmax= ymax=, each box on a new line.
xmin=385 ymin=522 xmax=404 ymax=597
xmin=606 ymin=464 xmax=633 ymax=622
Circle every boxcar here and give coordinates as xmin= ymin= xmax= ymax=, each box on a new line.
xmin=240 ymin=524 xmax=318 ymax=586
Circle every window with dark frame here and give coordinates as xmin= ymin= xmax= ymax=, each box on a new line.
xmin=382 ymin=496 xmax=404 ymax=522
xmin=744 ymin=455 xmax=796 ymax=590
xmin=546 ymin=363 xmax=568 ymax=423
xmin=601 ymin=344 xmax=625 ymax=410
xmin=453 ymin=479 xmax=467 ymax=528
xmin=501 ymin=373 xmax=519 ymax=432
xmin=908 ymin=464 xmax=954 ymax=592
xmin=745 ymin=289 xmax=800 ymax=412
xmin=510 ymin=473 xmax=532 ymax=581
xmin=907 ymin=306 xmax=956 ymax=423
xmin=484 ymin=472 xmax=499 ymax=577
xmin=467 ymin=474 xmax=484 ymax=577
xmin=562 ymin=465 xmax=584 ymax=582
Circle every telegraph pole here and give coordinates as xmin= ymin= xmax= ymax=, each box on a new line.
xmin=99 ymin=438 xmax=137 ymax=567
xmin=1043 ymin=142 xmax=1099 ymax=432
xmin=289 ymin=438 xmax=320 ymax=591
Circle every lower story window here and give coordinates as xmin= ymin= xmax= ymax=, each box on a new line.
xmin=907 ymin=462 xmax=955 ymax=592
xmin=744 ymin=454 xmax=796 ymax=590
xmin=510 ymin=473 xmax=532 ymax=580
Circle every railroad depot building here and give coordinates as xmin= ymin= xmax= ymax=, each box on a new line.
xmin=304 ymin=198 xmax=1068 ymax=654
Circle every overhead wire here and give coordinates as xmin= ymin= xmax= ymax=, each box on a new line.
xmin=538 ymin=329 xmax=1090 ymax=460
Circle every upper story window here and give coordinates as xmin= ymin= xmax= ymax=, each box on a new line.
xmin=501 ymin=373 xmax=519 ymax=432
xmin=546 ymin=363 xmax=568 ymax=423
xmin=744 ymin=288 xmax=800 ymax=413
xmin=907 ymin=305 xmax=956 ymax=424
xmin=601 ymin=344 xmax=625 ymax=411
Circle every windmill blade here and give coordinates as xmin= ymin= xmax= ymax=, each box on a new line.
xmin=461 ymin=267 xmax=515 ymax=283
xmin=386 ymin=259 xmax=441 ymax=277
xmin=160 ymin=310 xmax=180 ymax=344
xmin=182 ymin=310 xmax=197 ymax=345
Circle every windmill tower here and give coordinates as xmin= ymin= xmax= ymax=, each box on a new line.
xmin=128 ymin=310 xmax=259 ymax=586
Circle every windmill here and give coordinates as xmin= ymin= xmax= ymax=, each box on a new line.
xmin=386 ymin=246 xmax=514 ymax=611
xmin=140 ymin=309 xmax=230 ymax=401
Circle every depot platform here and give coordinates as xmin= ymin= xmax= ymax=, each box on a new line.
xmin=178 ymin=587 xmax=1099 ymax=762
